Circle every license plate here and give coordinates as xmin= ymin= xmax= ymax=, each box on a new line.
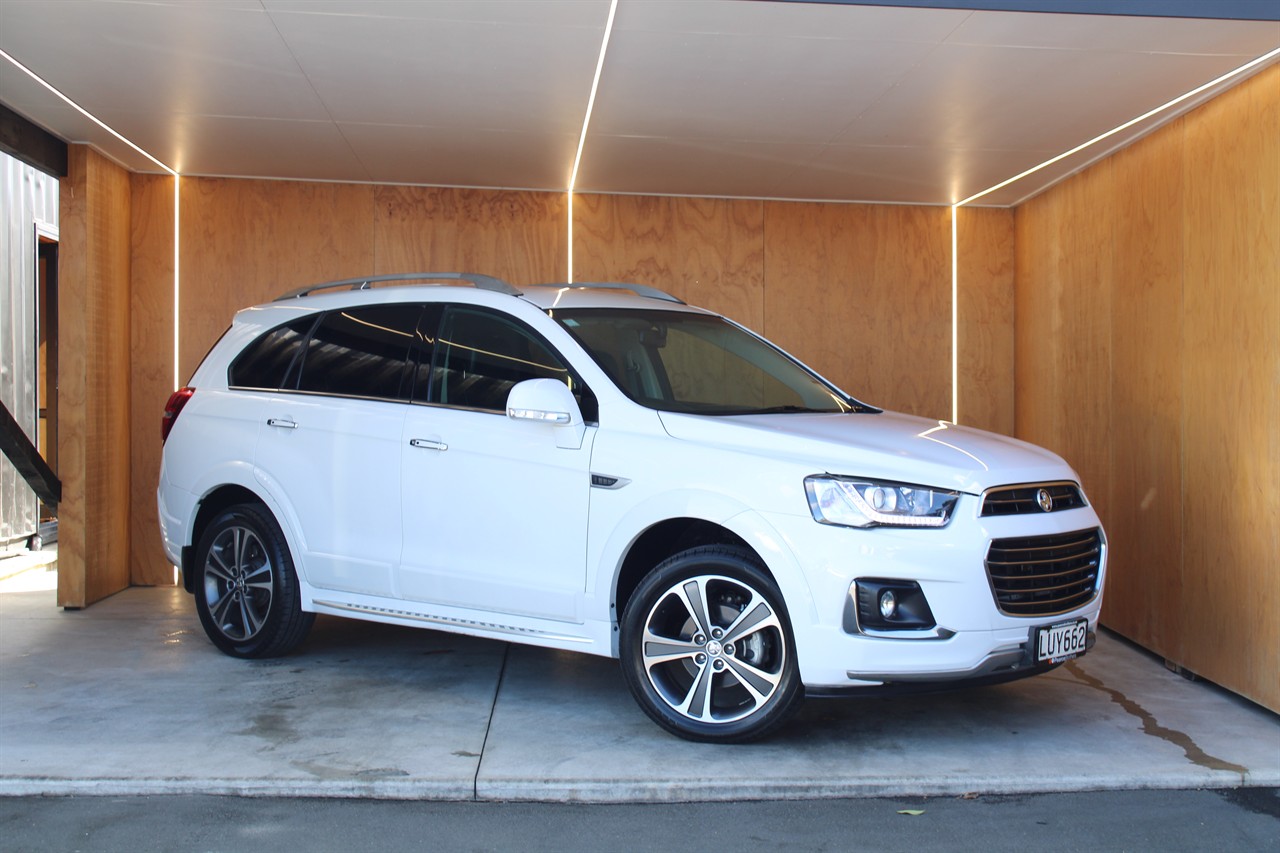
xmin=1036 ymin=619 xmax=1088 ymax=664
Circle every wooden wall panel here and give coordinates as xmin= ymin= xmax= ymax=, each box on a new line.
xmin=375 ymin=186 xmax=566 ymax=285
xmin=57 ymin=146 xmax=132 ymax=607
xmin=571 ymin=194 xmax=765 ymax=330
xmin=1014 ymin=65 xmax=1279 ymax=712
xmin=129 ymin=175 xmax=176 ymax=586
xmin=763 ymin=203 xmax=951 ymax=419
xmin=1105 ymin=123 xmax=1185 ymax=653
xmin=178 ymin=179 xmax=376 ymax=380
xmin=1014 ymin=162 xmax=1115 ymax=527
xmin=957 ymin=207 xmax=1015 ymax=435
xmin=1179 ymin=66 xmax=1278 ymax=710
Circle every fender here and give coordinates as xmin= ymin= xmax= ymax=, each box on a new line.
xmin=588 ymin=489 xmax=818 ymax=655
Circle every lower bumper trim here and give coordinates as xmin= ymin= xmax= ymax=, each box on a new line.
xmin=804 ymin=629 xmax=1095 ymax=698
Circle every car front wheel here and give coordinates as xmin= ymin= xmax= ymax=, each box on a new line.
xmin=193 ymin=503 xmax=314 ymax=658
xmin=620 ymin=545 xmax=802 ymax=742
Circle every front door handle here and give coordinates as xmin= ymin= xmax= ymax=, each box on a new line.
xmin=267 ymin=418 xmax=298 ymax=429
xmin=409 ymin=438 xmax=448 ymax=451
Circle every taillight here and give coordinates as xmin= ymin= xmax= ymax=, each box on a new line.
xmin=162 ymin=387 xmax=195 ymax=443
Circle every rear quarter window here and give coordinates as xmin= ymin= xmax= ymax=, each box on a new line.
xmin=228 ymin=317 xmax=316 ymax=390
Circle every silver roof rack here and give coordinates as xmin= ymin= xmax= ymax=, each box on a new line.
xmin=544 ymin=282 xmax=684 ymax=304
xmin=276 ymin=272 xmax=520 ymax=301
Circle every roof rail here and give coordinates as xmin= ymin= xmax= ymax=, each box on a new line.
xmin=546 ymin=282 xmax=684 ymax=304
xmin=276 ymin=272 xmax=520 ymax=301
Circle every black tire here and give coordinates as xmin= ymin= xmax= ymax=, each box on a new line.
xmin=193 ymin=502 xmax=314 ymax=658
xmin=620 ymin=545 xmax=803 ymax=743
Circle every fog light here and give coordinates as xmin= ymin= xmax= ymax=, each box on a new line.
xmin=849 ymin=579 xmax=937 ymax=633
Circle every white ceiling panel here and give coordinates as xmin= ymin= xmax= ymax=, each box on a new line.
xmin=1 ymin=0 xmax=1276 ymax=205
xmin=590 ymin=26 xmax=937 ymax=142
xmin=0 ymin=59 xmax=162 ymax=172
xmin=945 ymin=7 xmax=1280 ymax=54
xmin=0 ymin=1 xmax=328 ymax=121
xmin=614 ymin=0 xmax=971 ymax=42
xmin=339 ymin=122 xmax=578 ymax=188
xmin=124 ymin=113 xmax=365 ymax=179
xmin=831 ymin=41 xmax=1256 ymax=153
xmin=267 ymin=1 xmax=610 ymax=131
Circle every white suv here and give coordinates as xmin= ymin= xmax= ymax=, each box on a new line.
xmin=158 ymin=273 xmax=1106 ymax=742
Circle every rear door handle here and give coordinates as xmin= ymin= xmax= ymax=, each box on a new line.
xmin=267 ymin=418 xmax=298 ymax=429
xmin=409 ymin=438 xmax=448 ymax=451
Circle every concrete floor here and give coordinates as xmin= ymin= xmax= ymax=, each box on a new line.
xmin=1 ymin=579 xmax=1277 ymax=802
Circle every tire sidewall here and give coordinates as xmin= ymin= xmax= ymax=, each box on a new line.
xmin=620 ymin=547 xmax=802 ymax=743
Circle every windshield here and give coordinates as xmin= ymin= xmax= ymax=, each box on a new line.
xmin=552 ymin=308 xmax=870 ymax=416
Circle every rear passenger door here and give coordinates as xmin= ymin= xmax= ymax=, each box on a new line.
xmin=254 ymin=303 xmax=424 ymax=598
xmin=398 ymin=305 xmax=596 ymax=622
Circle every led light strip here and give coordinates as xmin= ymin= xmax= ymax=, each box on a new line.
xmin=948 ymin=45 xmax=1280 ymax=425
xmin=567 ymin=0 xmax=619 ymax=283
xmin=1 ymin=47 xmax=183 ymax=390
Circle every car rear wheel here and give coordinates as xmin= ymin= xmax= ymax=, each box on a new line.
xmin=194 ymin=503 xmax=313 ymax=658
xmin=620 ymin=545 xmax=802 ymax=742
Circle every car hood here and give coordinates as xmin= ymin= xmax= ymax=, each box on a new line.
xmin=656 ymin=410 xmax=1076 ymax=495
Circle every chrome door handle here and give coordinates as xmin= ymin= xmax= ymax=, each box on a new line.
xmin=409 ymin=438 xmax=448 ymax=451
xmin=267 ymin=418 xmax=298 ymax=429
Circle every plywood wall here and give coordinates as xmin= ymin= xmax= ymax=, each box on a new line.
xmin=957 ymin=208 xmax=1016 ymax=436
xmin=1014 ymin=64 xmax=1279 ymax=712
xmin=58 ymin=146 xmax=132 ymax=607
xmin=572 ymin=193 xmax=765 ymax=330
xmin=129 ymin=175 xmax=177 ymax=586
xmin=763 ymin=203 xmax=953 ymax=419
xmin=572 ymin=196 xmax=1016 ymax=424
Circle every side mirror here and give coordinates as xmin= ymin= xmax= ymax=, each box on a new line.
xmin=506 ymin=379 xmax=586 ymax=449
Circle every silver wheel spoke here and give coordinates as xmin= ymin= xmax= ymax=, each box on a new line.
xmin=209 ymin=591 xmax=235 ymax=626
xmin=641 ymin=629 xmax=701 ymax=667
xmin=675 ymin=659 xmax=715 ymax=721
xmin=243 ymin=562 xmax=273 ymax=592
xmin=672 ymin=579 xmax=713 ymax=639
xmin=242 ymin=595 xmax=266 ymax=634
xmin=724 ymin=655 xmax=781 ymax=704
xmin=206 ymin=549 xmax=234 ymax=583
xmin=723 ymin=596 xmax=781 ymax=645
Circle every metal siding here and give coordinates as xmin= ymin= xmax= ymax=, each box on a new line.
xmin=1 ymin=153 xmax=57 ymax=548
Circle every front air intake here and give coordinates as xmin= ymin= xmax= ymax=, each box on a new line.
xmin=985 ymin=528 xmax=1102 ymax=617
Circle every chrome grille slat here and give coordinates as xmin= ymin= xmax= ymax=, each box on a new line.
xmin=981 ymin=482 xmax=1084 ymax=516
xmin=987 ymin=550 xmax=1099 ymax=567
xmin=986 ymin=528 xmax=1102 ymax=617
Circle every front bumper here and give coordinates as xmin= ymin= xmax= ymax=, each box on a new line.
xmin=754 ymin=495 xmax=1107 ymax=690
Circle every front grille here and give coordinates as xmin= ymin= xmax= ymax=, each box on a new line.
xmin=985 ymin=529 xmax=1102 ymax=617
xmin=981 ymin=483 xmax=1084 ymax=516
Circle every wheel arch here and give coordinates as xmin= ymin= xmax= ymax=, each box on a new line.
xmin=181 ymin=483 xmax=270 ymax=592
xmin=613 ymin=519 xmax=756 ymax=624
xmin=607 ymin=510 xmax=819 ymax=656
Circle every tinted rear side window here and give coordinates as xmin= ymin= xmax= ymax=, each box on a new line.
xmin=229 ymin=317 xmax=316 ymax=390
xmin=296 ymin=305 xmax=423 ymax=401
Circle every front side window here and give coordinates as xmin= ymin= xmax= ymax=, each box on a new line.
xmin=429 ymin=307 xmax=594 ymax=418
xmin=295 ymin=305 xmax=423 ymax=401
xmin=554 ymin=309 xmax=861 ymax=416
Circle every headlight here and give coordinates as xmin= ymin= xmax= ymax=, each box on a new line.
xmin=804 ymin=475 xmax=959 ymax=528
